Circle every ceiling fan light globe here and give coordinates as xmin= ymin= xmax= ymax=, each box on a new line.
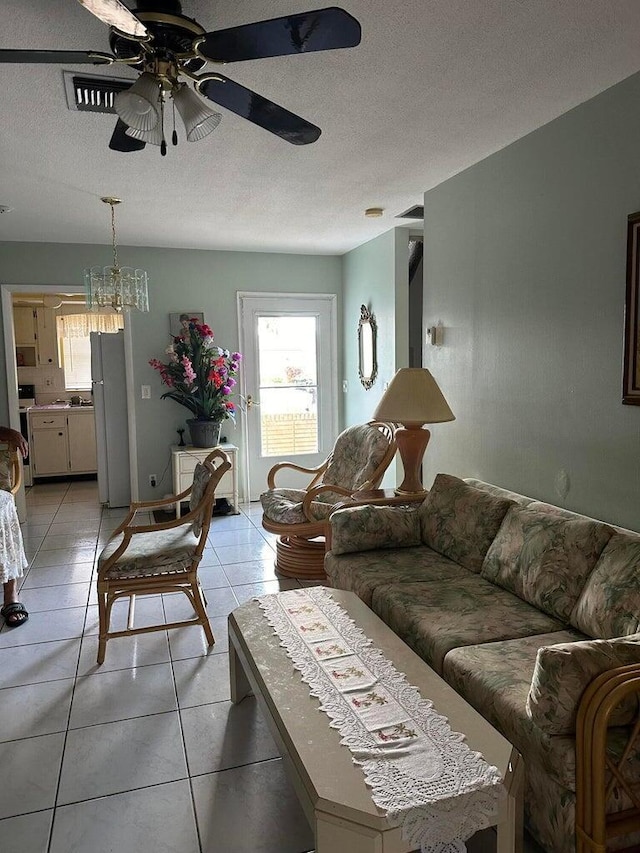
xmin=114 ymin=72 xmax=161 ymax=131
xmin=173 ymin=84 xmax=222 ymax=142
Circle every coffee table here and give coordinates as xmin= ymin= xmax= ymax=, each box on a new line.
xmin=228 ymin=588 xmax=523 ymax=853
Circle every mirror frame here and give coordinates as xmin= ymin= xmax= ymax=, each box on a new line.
xmin=624 ymin=211 xmax=640 ymax=405
xmin=358 ymin=304 xmax=378 ymax=390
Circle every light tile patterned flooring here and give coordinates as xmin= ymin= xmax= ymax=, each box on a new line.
xmin=0 ymin=479 xmax=543 ymax=853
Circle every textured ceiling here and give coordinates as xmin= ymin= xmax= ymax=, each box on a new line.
xmin=2 ymin=0 xmax=640 ymax=255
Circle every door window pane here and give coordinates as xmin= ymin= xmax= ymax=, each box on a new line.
xmin=258 ymin=316 xmax=318 ymax=456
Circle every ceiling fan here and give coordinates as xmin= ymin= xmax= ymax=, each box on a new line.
xmin=0 ymin=0 xmax=362 ymax=153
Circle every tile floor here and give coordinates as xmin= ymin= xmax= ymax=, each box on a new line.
xmin=0 ymin=479 xmax=542 ymax=853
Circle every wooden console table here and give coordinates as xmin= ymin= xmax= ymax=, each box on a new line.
xmin=171 ymin=443 xmax=239 ymax=518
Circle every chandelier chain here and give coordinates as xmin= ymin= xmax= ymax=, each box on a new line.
xmin=110 ymin=201 xmax=119 ymax=271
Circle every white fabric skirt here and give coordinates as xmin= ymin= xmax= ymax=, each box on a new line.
xmin=0 ymin=491 xmax=28 ymax=584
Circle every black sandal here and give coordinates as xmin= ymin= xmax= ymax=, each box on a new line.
xmin=1 ymin=602 xmax=29 ymax=628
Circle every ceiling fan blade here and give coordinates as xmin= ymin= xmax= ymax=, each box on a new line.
xmin=198 ymin=6 xmax=361 ymax=62
xmin=76 ymin=0 xmax=148 ymax=38
xmin=109 ymin=119 xmax=146 ymax=152
xmin=0 ymin=48 xmax=113 ymax=64
xmin=198 ymin=75 xmax=321 ymax=145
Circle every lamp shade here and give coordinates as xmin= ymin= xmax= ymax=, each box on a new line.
xmin=173 ymin=84 xmax=222 ymax=142
xmin=373 ymin=368 xmax=455 ymax=426
xmin=114 ymin=72 xmax=161 ymax=132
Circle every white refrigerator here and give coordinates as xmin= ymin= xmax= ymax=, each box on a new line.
xmin=90 ymin=331 xmax=131 ymax=507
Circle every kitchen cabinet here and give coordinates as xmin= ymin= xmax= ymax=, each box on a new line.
xmin=14 ymin=307 xmax=38 ymax=367
xmin=67 ymin=410 xmax=97 ymax=472
xmin=171 ymin=444 xmax=239 ymax=518
xmin=29 ymin=413 xmax=68 ymax=476
xmin=29 ymin=408 xmax=97 ymax=477
xmin=13 ymin=306 xmax=59 ymax=368
xmin=35 ymin=307 xmax=59 ymax=367
xmin=13 ymin=307 xmax=37 ymax=345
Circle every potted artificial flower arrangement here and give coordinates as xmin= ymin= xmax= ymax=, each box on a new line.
xmin=149 ymin=317 xmax=242 ymax=448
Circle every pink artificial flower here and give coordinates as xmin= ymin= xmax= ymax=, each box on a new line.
xmin=181 ymin=356 xmax=196 ymax=384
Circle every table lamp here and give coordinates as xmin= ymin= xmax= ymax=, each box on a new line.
xmin=373 ymin=368 xmax=455 ymax=496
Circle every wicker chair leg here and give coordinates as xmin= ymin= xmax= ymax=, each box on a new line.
xmin=97 ymin=588 xmax=108 ymax=665
xmin=191 ymin=581 xmax=215 ymax=646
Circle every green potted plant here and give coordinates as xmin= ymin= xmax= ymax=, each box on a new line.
xmin=150 ymin=318 xmax=242 ymax=447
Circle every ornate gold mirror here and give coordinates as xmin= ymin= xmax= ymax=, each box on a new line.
xmin=358 ymin=305 xmax=378 ymax=390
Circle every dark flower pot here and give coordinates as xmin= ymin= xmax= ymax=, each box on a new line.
xmin=186 ymin=418 xmax=222 ymax=448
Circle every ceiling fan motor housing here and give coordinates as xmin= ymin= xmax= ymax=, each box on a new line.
xmin=109 ymin=1 xmax=205 ymax=69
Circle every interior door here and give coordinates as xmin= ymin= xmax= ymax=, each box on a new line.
xmin=238 ymin=293 xmax=338 ymax=501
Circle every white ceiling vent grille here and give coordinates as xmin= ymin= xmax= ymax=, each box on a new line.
xmin=63 ymin=71 xmax=133 ymax=114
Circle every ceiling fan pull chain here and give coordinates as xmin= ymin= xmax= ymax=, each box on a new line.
xmin=160 ymin=96 xmax=167 ymax=156
xmin=171 ymin=97 xmax=178 ymax=147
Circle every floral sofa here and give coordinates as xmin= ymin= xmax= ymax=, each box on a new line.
xmin=324 ymin=473 xmax=640 ymax=853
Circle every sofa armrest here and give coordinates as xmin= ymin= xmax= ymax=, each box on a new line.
xmin=526 ymin=634 xmax=640 ymax=735
xmin=329 ymin=504 xmax=421 ymax=555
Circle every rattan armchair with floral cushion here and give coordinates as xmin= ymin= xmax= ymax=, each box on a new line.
xmin=260 ymin=421 xmax=396 ymax=580
xmin=96 ymin=448 xmax=231 ymax=664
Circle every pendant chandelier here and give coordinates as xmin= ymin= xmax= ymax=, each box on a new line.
xmin=84 ymin=197 xmax=149 ymax=312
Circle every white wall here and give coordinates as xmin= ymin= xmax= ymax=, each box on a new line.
xmin=422 ymin=71 xmax=640 ymax=530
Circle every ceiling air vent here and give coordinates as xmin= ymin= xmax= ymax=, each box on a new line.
xmin=396 ymin=205 xmax=424 ymax=220
xmin=63 ymin=71 xmax=133 ymax=114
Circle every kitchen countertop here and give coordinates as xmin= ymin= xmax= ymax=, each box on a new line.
xmin=27 ymin=404 xmax=94 ymax=411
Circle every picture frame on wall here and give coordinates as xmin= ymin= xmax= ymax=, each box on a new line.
xmin=623 ymin=212 xmax=640 ymax=405
xmin=169 ymin=312 xmax=205 ymax=338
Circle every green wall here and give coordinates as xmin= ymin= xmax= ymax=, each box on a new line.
xmin=341 ymin=228 xmax=409 ymax=423
xmin=341 ymin=227 xmax=410 ymax=488
xmin=422 ymin=71 xmax=640 ymax=530
xmin=0 ymin=242 xmax=342 ymax=500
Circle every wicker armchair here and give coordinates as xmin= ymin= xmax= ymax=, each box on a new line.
xmin=96 ymin=448 xmax=231 ymax=664
xmin=261 ymin=421 xmax=396 ymax=580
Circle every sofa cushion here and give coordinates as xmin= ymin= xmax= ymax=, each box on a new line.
xmin=526 ymin=634 xmax=640 ymax=735
xmin=329 ymin=504 xmax=421 ymax=555
xmin=571 ymin=533 xmax=640 ymax=638
xmin=370 ymin=576 xmax=565 ymax=674
xmin=443 ymin=632 xmax=585 ymax=786
xmin=418 ymin=473 xmax=514 ymax=572
xmin=463 ymin=479 xmax=534 ymax=507
xmin=480 ymin=505 xmax=613 ymax=622
xmin=325 ymin=545 xmax=470 ymax=607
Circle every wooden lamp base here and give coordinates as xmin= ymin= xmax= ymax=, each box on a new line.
xmin=394 ymin=425 xmax=431 ymax=496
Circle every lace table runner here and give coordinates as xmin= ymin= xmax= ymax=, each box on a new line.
xmin=258 ymin=587 xmax=506 ymax=853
